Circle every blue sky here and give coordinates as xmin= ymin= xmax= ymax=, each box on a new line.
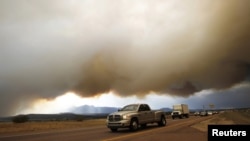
xmin=0 ymin=0 xmax=250 ymax=116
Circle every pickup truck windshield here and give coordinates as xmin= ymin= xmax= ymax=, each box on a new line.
xmin=121 ymin=105 xmax=138 ymax=111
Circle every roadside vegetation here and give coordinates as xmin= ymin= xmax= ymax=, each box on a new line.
xmin=217 ymin=109 xmax=250 ymax=124
xmin=191 ymin=109 xmax=250 ymax=132
xmin=12 ymin=115 xmax=29 ymax=123
xmin=0 ymin=118 xmax=106 ymax=135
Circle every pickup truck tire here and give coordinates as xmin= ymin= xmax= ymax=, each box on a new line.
xmin=129 ymin=118 xmax=139 ymax=131
xmin=158 ymin=116 xmax=166 ymax=126
xmin=141 ymin=124 xmax=147 ymax=128
xmin=110 ymin=128 xmax=118 ymax=132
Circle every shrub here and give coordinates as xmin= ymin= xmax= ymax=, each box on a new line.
xmin=74 ymin=115 xmax=84 ymax=121
xmin=12 ymin=115 xmax=29 ymax=123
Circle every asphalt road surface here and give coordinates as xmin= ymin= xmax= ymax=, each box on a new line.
xmin=0 ymin=116 xmax=212 ymax=141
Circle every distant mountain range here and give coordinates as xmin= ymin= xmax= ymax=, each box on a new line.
xmin=0 ymin=104 xmax=224 ymax=122
xmin=70 ymin=105 xmax=119 ymax=114
xmin=0 ymin=105 xmax=172 ymax=122
xmin=70 ymin=105 xmax=173 ymax=114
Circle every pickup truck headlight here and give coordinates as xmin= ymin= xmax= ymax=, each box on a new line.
xmin=122 ymin=115 xmax=130 ymax=119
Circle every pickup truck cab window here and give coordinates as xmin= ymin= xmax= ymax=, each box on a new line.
xmin=139 ymin=104 xmax=150 ymax=111
xmin=144 ymin=104 xmax=150 ymax=111
xmin=121 ymin=104 xmax=138 ymax=111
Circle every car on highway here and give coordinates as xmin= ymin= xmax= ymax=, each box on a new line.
xmin=194 ymin=111 xmax=200 ymax=116
xmin=207 ymin=111 xmax=213 ymax=116
xmin=200 ymin=111 xmax=208 ymax=116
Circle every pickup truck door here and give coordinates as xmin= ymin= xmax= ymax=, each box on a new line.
xmin=138 ymin=105 xmax=147 ymax=123
xmin=143 ymin=104 xmax=154 ymax=122
xmin=138 ymin=104 xmax=154 ymax=123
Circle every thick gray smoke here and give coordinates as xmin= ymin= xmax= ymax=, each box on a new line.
xmin=0 ymin=0 xmax=250 ymax=116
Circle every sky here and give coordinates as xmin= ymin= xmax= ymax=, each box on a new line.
xmin=0 ymin=0 xmax=250 ymax=116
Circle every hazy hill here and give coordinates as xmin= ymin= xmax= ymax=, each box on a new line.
xmin=70 ymin=105 xmax=119 ymax=114
xmin=71 ymin=105 xmax=174 ymax=114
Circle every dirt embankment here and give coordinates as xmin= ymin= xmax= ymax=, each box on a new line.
xmin=191 ymin=109 xmax=250 ymax=132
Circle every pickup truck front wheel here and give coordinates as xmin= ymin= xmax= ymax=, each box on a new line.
xmin=129 ymin=118 xmax=139 ymax=131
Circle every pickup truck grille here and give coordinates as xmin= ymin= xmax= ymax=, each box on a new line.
xmin=108 ymin=115 xmax=121 ymax=121
xmin=173 ymin=112 xmax=179 ymax=115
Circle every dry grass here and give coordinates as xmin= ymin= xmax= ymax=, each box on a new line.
xmin=0 ymin=119 xmax=106 ymax=135
xmin=191 ymin=110 xmax=250 ymax=132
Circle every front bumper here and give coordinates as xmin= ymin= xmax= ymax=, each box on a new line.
xmin=106 ymin=119 xmax=131 ymax=128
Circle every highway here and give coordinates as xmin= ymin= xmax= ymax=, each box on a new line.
xmin=0 ymin=116 xmax=212 ymax=141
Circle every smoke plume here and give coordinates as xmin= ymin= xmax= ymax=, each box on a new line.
xmin=0 ymin=0 xmax=250 ymax=116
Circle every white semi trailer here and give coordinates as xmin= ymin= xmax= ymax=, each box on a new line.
xmin=171 ymin=104 xmax=189 ymax=119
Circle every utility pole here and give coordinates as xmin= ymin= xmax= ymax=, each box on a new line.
xmin=209 ymin=104 xmax=215 ymax=110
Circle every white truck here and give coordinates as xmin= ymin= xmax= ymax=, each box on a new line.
xmin=171 ymin=104 xmax=189 ymax=119
xmin=106 ymin=103 xmax=166 ymax=132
